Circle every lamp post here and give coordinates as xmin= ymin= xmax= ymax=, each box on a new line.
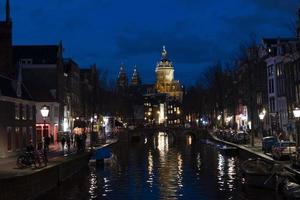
xmin=293 ymin=107 xmax=300 ymax=150
xmin=40 ymin=105 xmax=50 ymax=148
xmin=259 ymin=109 xmax=266 ymax=138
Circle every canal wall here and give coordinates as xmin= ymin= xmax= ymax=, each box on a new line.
xmin=0 ymin=153 xmax=90 ymax=200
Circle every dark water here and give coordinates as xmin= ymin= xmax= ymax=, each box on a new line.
xmin=39 ymin=132 xmax=282 ymax=200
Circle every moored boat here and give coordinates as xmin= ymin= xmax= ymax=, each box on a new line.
xmin=217 ymin=144 xmax=239 ymax=156
xmin=241 ymin=158 xmax=284 ymax=189
xmin=283 ymin=180 xmax=300 ymax=199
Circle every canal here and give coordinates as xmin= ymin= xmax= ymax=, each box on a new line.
xmin=39 ymin=132 xmax=282 ymax=200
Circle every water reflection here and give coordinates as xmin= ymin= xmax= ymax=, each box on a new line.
xmin=38 ymin=131 xmax=282 ymax=200
xmin=147 ymin=151 xmax=154 ymax=188
xmin=88 ymin=167 xmax=98 ymax=199
xmin=157 ymin=131 xmax=169 ymax=158
xmin=186 ymin=135 xmax=192 ymax=145
xmin=177 ymin=154 xmax=183 ymax=189
xmin=217 ymin=152 xmax=237 ymax=196
xmin=156 ymin=132 xmax=178 ymax=199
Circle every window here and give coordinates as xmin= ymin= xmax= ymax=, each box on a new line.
xmin=22 ymin=127 xmax=27 ymax=149
xmin=269 ymin=97 xmax=275 ymax=112
xmin=15 ymin=127 xmax=20 ymax=150
xmin=7 ymin=127 xmax=12 ymax=151
xmin=256 ymin=92 xmax=262 ymax=105
xmin=28 ymin=127 xmax=33 ymax=142
xmin=20 ymin=59 xmax=32 ymax=65
xmin=22 ymin=104 xmax=26 ymax=120
xmin=269 ymin=79 xmax=274 ymax=94
xmin=296 ymin=84 xmax=300 ymax=104
xmin=268 ymin=66 xmax=273 ymax=76
xmin=277 ymin=64 xmax=282 ymax=76
xmin=28 ymin=105 xmax=33 ymax=120
xmin=15 ymin=103 xmax=20 ymax=120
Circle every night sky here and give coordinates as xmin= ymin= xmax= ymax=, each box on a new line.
xmin=1 ymin=0 xmax=299 ymax=85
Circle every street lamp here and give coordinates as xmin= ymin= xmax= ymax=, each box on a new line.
xmin=40 ymin=105 xmax=50 ymax=147
xmin=259 ymin=109 xmax=266 ymax=137
xmin=293 ymin=107 xmax=300 ymax=149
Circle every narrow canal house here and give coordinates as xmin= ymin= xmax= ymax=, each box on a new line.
xmin=0 ymin=74 xmax=37 ymax=158
xmin=0 ymin=0 xmax=35 ymax=158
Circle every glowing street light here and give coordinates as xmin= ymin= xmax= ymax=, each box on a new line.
xmin=40 ymin=105 xmax=50 ymax=143
xmin=293 ymin=107 xmax=300 ymax=150
xmin=259 ymin=111 xmax=266 ymax=120
xmin=293 ymin=107 xmax=300 ymax=118
xmin=40 ymin=105 xmax=50 ymax=118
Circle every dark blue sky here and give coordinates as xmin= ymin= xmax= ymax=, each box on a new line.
xmin=1 ymin=0 xmax=299 ymax=85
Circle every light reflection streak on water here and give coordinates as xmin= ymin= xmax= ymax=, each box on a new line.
xmin=88 ymin=167 xmax=97 ymax=200
xmin=187 ymin=135 xmax=192 ymax=145
xmin=177 ymin=154 xmax=183 ymax=188
xmin=147 ymin=151 xmax=154 ymax=187
xmin=217 ymin=153 xmax=225 ymax=190
xmin=157 ymin=132 xmax=179 ymax=200
xmin=217 ymin=153 xmax=237 ymax=194
xmin=197 ymin=153 xmax=201 ymax=171
xmin=102 ymin=177 xmax=112 ymax=196
xmin=227 ymin=158 xmax=236 ymax=185
xmin=157 ymin=132 xmax=169 ymax=162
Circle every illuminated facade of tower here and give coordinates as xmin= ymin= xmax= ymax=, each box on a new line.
xmin=131 ymin=66 xmax=141 ymax=86
xmin=117 ymin=63 xmax=128 ymax=90
xmin=155 ymin=46 xmax=183 ymax=102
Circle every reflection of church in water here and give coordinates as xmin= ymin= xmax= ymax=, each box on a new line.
xmin=116 ymin=46 xmax=183 ymax=126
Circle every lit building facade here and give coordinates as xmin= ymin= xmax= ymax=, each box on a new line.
xmin=0 ymin=75 xmax=36 ymax=158
xmin=144 ymin=46 xmax=183 ymax=126
xmin=13 ymin=43 xmax=67 ymax=140
xmin=155 ymin=46 xmax=183 ymax=102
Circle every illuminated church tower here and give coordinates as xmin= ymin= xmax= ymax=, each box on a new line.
xmin=131 ymin=65 xmax=141 ymax=86
xmin=155 ymin=46 xmax=183 ymax=101
xmin=0 ymin=0 xmax=13 ymax=76
xmin=117 ymin=63 xmax=128 ymax=89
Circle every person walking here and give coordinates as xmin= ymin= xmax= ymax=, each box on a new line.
xmin=44 ymin=135 xmax=50 ymax=151
xmin=66 ymin=135 xmax=71 ymax=153
xmin=61 ymin=136 xmax=66 ymax=153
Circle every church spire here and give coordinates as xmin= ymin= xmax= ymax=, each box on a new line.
xmin=117 ymin=63 xmax=128 ymax=89
xmin=161 ymin=45 xmax=168 ymax=61
xmin=6 ymin=0 xmax=11 ymax=22
xmin=131 ymin=65 xmax=141 ymax=86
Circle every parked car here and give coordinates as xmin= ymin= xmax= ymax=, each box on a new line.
xmin=271 ymin=141 xmax=296 ymax=160
xmin=262 ymin=136 xmax=278 ymax=153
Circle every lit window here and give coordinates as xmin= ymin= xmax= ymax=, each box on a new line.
xmin=15 ymin=127 xmax=20 ymax=150
xmin=15 ymin=103 xmax=20 ymax=120
xmin=22 ymin=104 xmax=27 ymax=120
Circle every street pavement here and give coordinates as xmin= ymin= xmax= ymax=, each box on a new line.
xmin=0 ymin=137 xmax=119 ymax=179
xmin=0 ymin=143 xmax=78 ymax=179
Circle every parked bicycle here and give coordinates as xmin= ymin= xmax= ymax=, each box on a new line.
xmin=16 ymin=150 xmax=47 ymax=169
